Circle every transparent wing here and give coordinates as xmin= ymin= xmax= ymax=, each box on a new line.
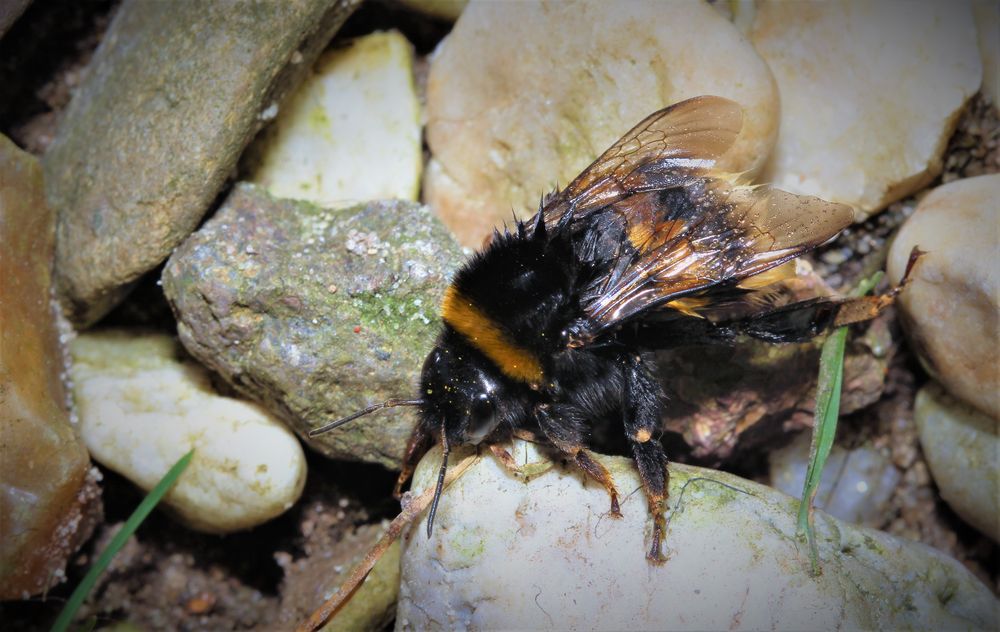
xmin=529 ymin=94 xmax=852 ymax=335
xmin=580 ymin=183 xmax=852 ymax=331
xmin=542 ymin=95 xmax=744 ymax=224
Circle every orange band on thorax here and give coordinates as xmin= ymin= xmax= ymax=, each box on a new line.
xmin=440 ymin=286 xmax=544 ymax=384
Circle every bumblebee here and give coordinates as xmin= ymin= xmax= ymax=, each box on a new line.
xmin=312 ymin=95 xmax=918 ymax=562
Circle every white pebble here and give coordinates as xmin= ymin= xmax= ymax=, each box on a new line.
xmin=249 ymin=31 xmax=421 ymax=207
xmin=70 ymin=331 xmax=306 ymax=533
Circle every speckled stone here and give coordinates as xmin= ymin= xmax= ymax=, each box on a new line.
xmin=163 ymin=185 xmax=462 ymax=468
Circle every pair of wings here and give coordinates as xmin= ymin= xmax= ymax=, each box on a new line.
xmin=536 ymin=95 xmax=853 ymax=333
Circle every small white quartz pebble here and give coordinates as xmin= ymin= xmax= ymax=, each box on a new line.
xmin=249 ymin=30 xmax=421 ymax=208
xmin=70 ymin=331 xmax=306 ymax=533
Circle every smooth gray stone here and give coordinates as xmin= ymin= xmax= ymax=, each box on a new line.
xmin=916 ymin=382 xmax=999 ymax=542
xmin=0 ymin=0 xmax=32 ymax=38
xmin=45 ymin=0 xmax=360 ymax=326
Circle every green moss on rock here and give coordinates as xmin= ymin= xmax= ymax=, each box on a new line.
xmin=163 ymin=185 xmax=462 ymax=467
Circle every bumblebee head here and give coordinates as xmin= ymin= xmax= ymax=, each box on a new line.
xmin=419 ymin=341 xmax=507 ymax=447
xmin=412 ymin=335 xmax=535 ymax=538
xmin=308 ymin=332 xmax=526 ymax=540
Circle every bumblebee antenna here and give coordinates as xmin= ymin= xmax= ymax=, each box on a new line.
xmin=426 ymin=420 xmax=450 ymax=538
xmin=308 ymin=398 xmax=424 ymax=437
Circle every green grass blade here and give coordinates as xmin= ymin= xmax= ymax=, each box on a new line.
xmin=797 ymin=273 xmax=882 ymax=575
xmin=51 ymin=450 xmax=194 ymax=632
xmin=797 ymin=326 xmax=847 ymax=573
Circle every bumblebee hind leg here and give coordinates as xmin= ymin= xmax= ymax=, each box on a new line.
xmin=623 ymin=353 xmax=670 ymax=564
xmin=741 ymin=247 xmax=925 ymax=344
xmin=536 ymin=404 xmax=622 ymax=518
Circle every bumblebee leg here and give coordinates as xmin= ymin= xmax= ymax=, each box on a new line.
xmin=488 ymin=443 xmax=523 ymax=476
xmin=394 ymin=421 xmax=434 ymax=498
xmin=742 ymin=248 xmax=925 ymax=344
xmin=740 ymin=295 xmax=882 ymax=343
xmin=623 ymin=353 xmax=670 ymax=564
xmin=536 ymin=405 xmax=622 ymax=517
xmin=575 ymin=450 xmax=623 ymax=517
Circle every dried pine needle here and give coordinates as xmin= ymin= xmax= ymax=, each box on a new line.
xmin=297 ymin=453 xmax=480 ymax=632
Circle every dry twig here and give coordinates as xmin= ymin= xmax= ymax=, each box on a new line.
xmin=296 ymin=453 xmax=481 ymax=632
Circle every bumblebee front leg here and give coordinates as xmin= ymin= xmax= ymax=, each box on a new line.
xmin=623 ymin=353 xmax=670 ymax=564
xmin=394 ymin=420 xmax=433 ymax=498
xmin=488 ymin=443 xmax=522 ymax=475
xmin=536 ymin=404 xmax=622 ymax=518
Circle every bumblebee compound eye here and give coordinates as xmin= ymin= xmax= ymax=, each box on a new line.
xmin=464 ymin=392 xmax=498 ymax=444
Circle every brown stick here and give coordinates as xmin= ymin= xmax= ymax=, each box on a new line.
xmin=296 ymin=453 xmax=481 ymax=632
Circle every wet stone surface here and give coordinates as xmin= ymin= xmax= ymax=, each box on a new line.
xmin=163 ymin=185 xmax=462 ymax=468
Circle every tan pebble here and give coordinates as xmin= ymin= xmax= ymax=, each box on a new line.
xmin=425 ymin=0 xmax=777 ymax=246
xmin=752 ymin=0 xmax=981 ymax=219
xmin=888 ymin=174 xmax=999 ymax=419
xmin=915 ymin=383 xmax=999 ymax=542
xmin=185 ymin=592 xmax=217 ymax=615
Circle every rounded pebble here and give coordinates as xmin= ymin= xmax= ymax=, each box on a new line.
xmin=71 ymin=331 xmax=307 ymax=533
xmin=915 ymin=382 xmax=999 ymax=542
xmin=888 ymin=174 xmax=999 ymax=419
